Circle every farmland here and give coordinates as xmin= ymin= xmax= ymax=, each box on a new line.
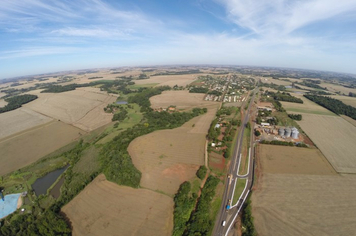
xmin=252 ymin=173 xmax=356 ymax=236
xmin=135 ymin=74 xmax=200 ymax=87
xmin=0 ymin=121 xmax=81 ymax=176
xmin=24 ymin=88 xmax=117 ymax=131
xmin=150 ymin=90 xmax=217 ymax=110
xmin=252 ymin=144 xmax=356 ymax=236
xmin=0 ymin=107 xmax=52 ymax=139
xmin=320 ymin=82 xmax=356 ymax=95
xmin=258 ymin=145 xmax=335 ymax=175
xmin=330 ymin=95 xmax=356 ymax=108
xmin=128 ymin=105 xmax=218 ymax=195
xmin=280 ymin=93 xmax=335 ymax=115
xmin=297 ymin=114 xmax=356 ymax=173
xmin=62 ymin=174 xmax=173 ymax=236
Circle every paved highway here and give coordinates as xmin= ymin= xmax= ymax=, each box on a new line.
xmin=213 ymin=88 xmax=257 ymax=236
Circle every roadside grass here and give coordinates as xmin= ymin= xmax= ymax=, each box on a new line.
xmin=238 ymin=128 xmax=250 ymax=176
xmin=232 ymin=178 xmax=246 ymax=205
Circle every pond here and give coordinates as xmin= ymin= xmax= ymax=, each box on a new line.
xmin=116 ymin=101 xmax=128 ymax=105
xmin=49 ymin=176 xmax=65 ymax=199
xmin=31 ymin=165 xmax=68 ymax=196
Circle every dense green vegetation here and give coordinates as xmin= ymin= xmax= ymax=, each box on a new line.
xmin=184 ymin=175 xmax=220 ymax=236
xmin=266 ymin=91 xmax=303 ymax=103
xmin=260 ymin=82 xmax=286 ymax=91
xmin=297 ymin=80 xmax=326 ymax=90
xmin=112 ymin=107 xmax=128 ymax=121
xmin=260 ymin=140 xmax=294 ymax=146
xmin=41 ymin=83 xmax=86 ymax=93
xmin=173 ymin=182 xmax=197 ymax=236
xmin=128 ymin=86 xmax=170 ymax=112
xmin=241 ymin=199 xmax=256 ymax=236
xmin=88 ymin=76 xmax=103 ymax=79
xmin=196 ymin=166 xmax=207 ymax=180
xmin=272 ymin=100 xmax=285 ymax=112
xmin=349 ymin=92 xmax=356 ymax=97
xmin=138 ymin=73 xmax=149 ymax=80
xmin=288 ymin=114 xmax=302 ymax=120
xmin=304 ymin=95 xmax=356 ymax=119
xmin=189 ymin=87 xmax=209 ymax=93
xmin=0 ymin=94 xmax=38 ymax=113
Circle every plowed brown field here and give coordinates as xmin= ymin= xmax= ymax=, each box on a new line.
xmin=135 ymin=74 xmax=200 ymax=87
xmin=62 ymin=174 xmax=173 ymax=236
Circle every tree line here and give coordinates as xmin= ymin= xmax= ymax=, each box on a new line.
xmin=304 ymin=95 xmax=356 ymax=120
xmin=0 ymin=94 xmax=38 ymax=113
xmin=189 ymin=87 xmax=209 ymax=94
xmin=288 ymin=114 xmax=302 ymax=120
xmin=266 ymin=91 xmax=303 ymax=103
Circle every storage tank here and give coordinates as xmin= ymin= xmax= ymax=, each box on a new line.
xmin=291 ymin=128 xmax=299 ymax=139
xmin=278 ymin=127 xmax=284 ymax=136
xmin=284 ymin=127 xmax=291 ymax=137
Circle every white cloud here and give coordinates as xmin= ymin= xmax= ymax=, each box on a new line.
xmin=216 ymin=0 xmax=356 ymax=35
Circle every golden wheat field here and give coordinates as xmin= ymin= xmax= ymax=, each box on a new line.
xmin=62 ymin=174 xmax=173 ymax=236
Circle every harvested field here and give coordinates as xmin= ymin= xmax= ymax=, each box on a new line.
xmin=259 ymin=145 xmax=335 ymax=175
xmin=281 ymin=93 xmax=335 ymax=115
xmin=135 ymin=74 xmax=200 ymax=87
xmin=150 ymin=90 xmax=218 ymax=110
xmin=330 ymin=95 xmax=356 ymax=108
xmin=252 ymin=173 xmax=356 ymax=236
xmin=320 ymin=82 xmax=356 ymax=95
xmin=0 ymin=99 xmax=7 ymax=107
xmin=0 ymin=121 xmax=81 ymax=176
xmin=62 ymin=174 xmax=173 ymax=236
xmin=260 ymin=78 xmax=292 ymax=86
xmin=297 ymin=114 xmax=356 ymax=173
xmin=0 ymin=107 xmax=52 ymax=139
xmin=128 ymin=105 xmax=219 ymax=195
xmin=341 ymin=115 xmax=356 ymax=127
xmin=24 ymin=89 xmax=117 ymax=131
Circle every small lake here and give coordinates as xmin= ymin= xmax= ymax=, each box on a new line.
xmin=49 ymin=176 xmax=65 ymax=199
xmin=116 ymin=101 xmax=128 ymax=105
xmin=31 ymin=165 xmax=68 ymax=196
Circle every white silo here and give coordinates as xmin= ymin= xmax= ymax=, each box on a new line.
xmin=278 ymin=127 xmax=284 ymax=136
xmin=291 ymin=128 xmax=299 ymax=139
xmin=284 ymin=127 xmax=291 ymax=137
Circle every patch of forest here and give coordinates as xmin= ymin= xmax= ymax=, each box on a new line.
xmin=304 ymin=95 xmax=356 ymax=120
xmin=266 ymin=91 xmax=303 ymax=103
xmin=0 ymin=94 xmax=38 ymax=113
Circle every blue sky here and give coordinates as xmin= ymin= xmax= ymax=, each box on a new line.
xmin=1 ymin=0 xmax=356 ymax=79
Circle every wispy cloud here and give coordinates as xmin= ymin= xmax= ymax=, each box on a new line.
xmin=0 ymin=46 xmax=83 ymax=59
xmin=216 ymin=0 xmax=356 ymax=36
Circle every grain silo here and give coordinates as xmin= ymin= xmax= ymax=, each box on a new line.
xmin=278 ymin=127 xmax=284 ymax=136
xmin=291 ymin=127 xmax=299 ymax=139
xmin=284 ymin=127 xmax=291 ymax=137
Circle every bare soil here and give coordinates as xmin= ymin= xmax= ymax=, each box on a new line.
xmin=62 ymin=174 xmax=173 ymax=236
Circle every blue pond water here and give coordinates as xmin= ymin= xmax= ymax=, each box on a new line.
xmin=31 ymin=165 xmax=68 ymax=196
xmin=0 ymin=193 xmax=21 ymax=219
xmin=116 ymin=101 xmax=128 ymax=105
